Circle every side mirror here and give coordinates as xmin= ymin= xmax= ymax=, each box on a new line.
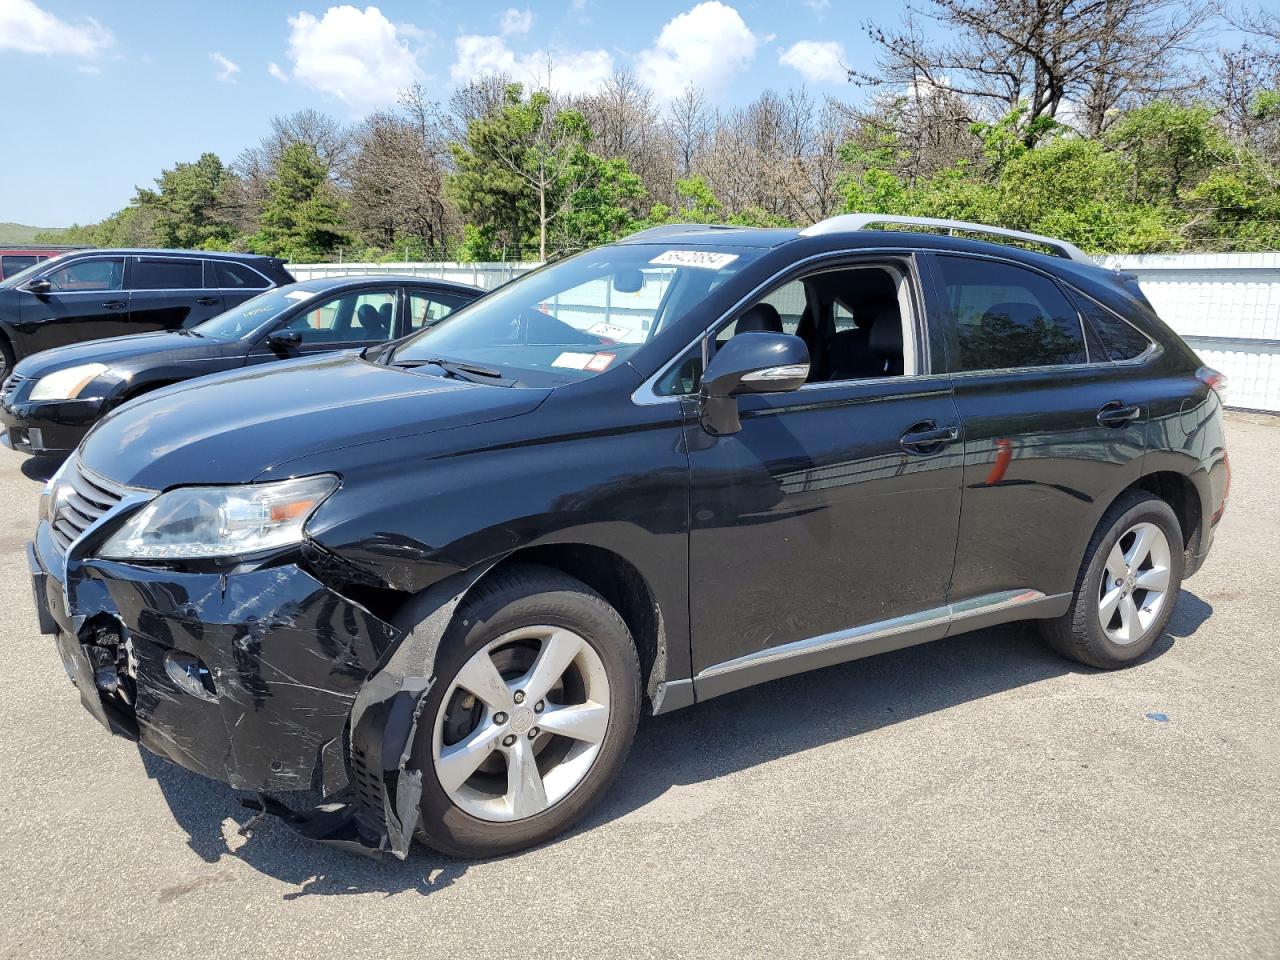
xmin=699 ymin=332 xmax=810 ymax=435
xmin=268 ymin=329 xmax=303 ymax=351
xmin=23 ymin=278 xmax=52 ymax=295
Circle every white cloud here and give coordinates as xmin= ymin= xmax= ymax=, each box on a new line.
xmin=802 ymin=0 xmax=830 ymax=12
xmin=210 ymin=51 xmax=240 ymax=83
xmin=450 ymin=34 xmax=613 ymax=96
xmin=636 ymin=2 xmax=759 ymax=102
xmin=267 ymin=61 xmax=289 ymax=83
xmin=0 ymin=0 xmax=113 ymax=58
xmin=284 ymin=5 xmax=424 ymax=111
xmin=778 ymin=40 xmax=845 ymax=85
xmin=498 ymin=7 xmax=533 ymax=35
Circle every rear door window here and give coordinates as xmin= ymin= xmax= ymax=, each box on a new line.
xmin=44 ymin=257 xmax=124 ymax=292
xmin=132 ymin=258 xmax=204 ymax=290
xmin=408 ymin=289 xmax=473 ymax=331
xmin=935 ymin=256 xmax=1088 ymax=371
xmin=1 ymin=255 xmax=40 ymax=277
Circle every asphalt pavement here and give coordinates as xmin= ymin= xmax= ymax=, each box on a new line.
xmin=0 ymin=413 xmax=1276 ymax=960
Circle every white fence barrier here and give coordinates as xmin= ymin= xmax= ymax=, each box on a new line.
xmin=291 ymin=255 xmax=1280 ymax=412
xmin=1101 ymin=253 xmax=1280 ymax=412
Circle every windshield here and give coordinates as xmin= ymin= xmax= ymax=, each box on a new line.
xmin=192 ymin=286 xmax=317 ymax=340
xmin=392 ymin=244 xmax=761 ymax=385
xmin=0 ymin=251 xmax=75 ymax=289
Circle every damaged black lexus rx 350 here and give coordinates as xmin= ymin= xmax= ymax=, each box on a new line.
xmin=29 ymin=216 xmax=1229 ymax=859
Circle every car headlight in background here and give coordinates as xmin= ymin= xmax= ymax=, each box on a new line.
xmin=99 ymin=474 xmax=339 ymax=560
xmin=30 ymin=363 xmax=110 ymax=401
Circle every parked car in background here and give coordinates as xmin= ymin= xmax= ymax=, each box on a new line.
xmin=1 ymin=275 xmax=482 ymax=456
xmin=28 ymin=216 xmax=1228 ymax=860
xmin=0 ymin=245 xmax=92 ymax=282
xmin=0 ymin=248 xmax=294 ymax=383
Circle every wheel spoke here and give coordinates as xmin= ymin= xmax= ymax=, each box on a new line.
xmin=537 ymin=700 xmax=609 ymax=744
xmin=1117 ymin=594 xmax=1140 ymax=643
xmin=1105 ymin=543 xmax=1128 ymax=583
xmin=1099 ymin=585 xmax=1124 ymax=622
xmin=520 ymin=629 xmax=584 ymax=704
xmin=454 ymin=650 xmax=514 ymax=713
xmin=1125 ymin=525 xmax=1156 ymax=568
xmin=1135 ymin=565 xmax=1169 ymax=592
xmin=436 ymin=723 xmax=498 ymax=794
xmin=506 ymin=738 xmax=549 ymax=818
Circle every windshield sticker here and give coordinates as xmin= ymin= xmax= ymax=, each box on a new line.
xmin=586 ymin=352 xmax=616 ymax=372
xmin=587 ymin=321 xmax=628 ymax=341
xmin=285 ymin=290 xmax=312 ymax=301
xmin=241 ymin=305 xmax=275 ymax=317
xmin=551 ymin=351 xmax=595 ymax=370
xmin=649 ymin=250 xmax=739 ymax=270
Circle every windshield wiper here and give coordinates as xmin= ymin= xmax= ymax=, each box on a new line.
xmin=176 ymin=328 xmax=204 ymax=337
xmin=395 ymin=356 xmax=508 ymax=384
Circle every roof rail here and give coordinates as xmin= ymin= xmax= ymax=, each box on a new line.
xmin=799 ymin=213 xmax=1093 ymax=264
xmin=621 ymin=223 xmax=738 ymax=242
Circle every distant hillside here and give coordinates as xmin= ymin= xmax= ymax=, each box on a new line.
xmin=0 ymin=222 xmax=63 ymax=244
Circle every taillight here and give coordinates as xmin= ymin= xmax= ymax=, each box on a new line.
xmin=1197 ymin=366 xmax=1228 ymax=398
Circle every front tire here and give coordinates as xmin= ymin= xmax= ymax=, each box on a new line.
xmin=1040 ymin=491 xmax=1184 ymax=669
xmin=410 ymin=565 xmax=640 ymax=858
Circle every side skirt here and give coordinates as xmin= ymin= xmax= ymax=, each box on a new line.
xmin=686 ymin=589 xmax=1071 ymax=704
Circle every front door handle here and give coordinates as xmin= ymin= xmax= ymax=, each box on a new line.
xmin=195 ymin=297 xmax=219 ymax=305
xmin=101 ymin=300 xmax=126 ymax=310
xmin=1097 ymin=400 xmax=1141 ymax=427
xmin=900 ymin=421 xmax=959 ymax=454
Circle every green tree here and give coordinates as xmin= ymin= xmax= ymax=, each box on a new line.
xmin=247 ymin=142 xmax=350 ymax=261
xmin=134 ymin=152 xmax=236 ymax=249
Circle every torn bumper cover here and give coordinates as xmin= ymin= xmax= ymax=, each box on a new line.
xmin=31 ymin=520 xmax=455 ymax=859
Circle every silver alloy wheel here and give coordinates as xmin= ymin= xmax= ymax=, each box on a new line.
xmin=1098 ymin=521 xmax=1172 ymax=645
xmin=431 ymin=625 xmax=611 ymax=823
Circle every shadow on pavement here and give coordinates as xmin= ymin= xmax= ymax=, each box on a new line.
xmin=19 ymin=455 xmax=61 ymax=484
xmin=142 ymin=590 xmax=1212 ymax=899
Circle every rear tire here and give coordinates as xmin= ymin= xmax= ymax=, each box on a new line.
xmin=1040 ymin=491 xmax=1183 ymax=669
xmin=411 ymin=564 xmax=640 ymax=858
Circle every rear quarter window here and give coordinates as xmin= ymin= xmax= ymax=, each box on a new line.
xmin=1074 ymin=295 xmax=1154 ymax=361
xmin=215 ymin=260 xmax=271 ymax=289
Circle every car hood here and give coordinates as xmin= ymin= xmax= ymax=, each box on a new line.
xmin=78 ymin=353 xmax=551 ymax=488
xmin=12 ymin=331 xmax=228 ymax=378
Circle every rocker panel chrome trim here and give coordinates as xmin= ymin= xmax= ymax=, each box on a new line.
xmin=692 ymin=589 xmax=1063 ymax=702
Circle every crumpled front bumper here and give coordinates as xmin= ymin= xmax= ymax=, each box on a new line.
xmin=30 ymin=520 xmax=452 ymax=858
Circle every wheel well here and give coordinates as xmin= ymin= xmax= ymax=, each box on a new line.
xmin=123 ymin=379 xmax=181 ymax=401
xmin=1128 ymin=471 xmax=1202 ymax=557
xmin=483 ymin=545 xmax=664 ymax=706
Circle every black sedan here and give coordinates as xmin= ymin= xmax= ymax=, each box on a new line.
xmin=0 ymin=275 xmax=483 ymax=456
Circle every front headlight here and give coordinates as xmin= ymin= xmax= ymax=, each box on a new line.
xmin=99 ymin=474 xmax=339 ymax=560
xmin=30 ymin=363 xmax=110 ymax=401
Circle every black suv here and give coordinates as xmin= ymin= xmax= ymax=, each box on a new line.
xmin=1 ymin=276 xmax=482 ymax=456
xmin=27 ymin=216 xmax=1229 ymax=860
xmin=0 ymin=248 xmax=293 ymax=382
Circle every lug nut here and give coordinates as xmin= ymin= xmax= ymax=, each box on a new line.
xmin=494 ymin=712 xmax=508 ymax=725
xmin=502 ymin=734 xmax=516 ymax=747
xmin=1115 ymin=578 xmax=1123 ymax=587
xmin=528 ymin=727 xmax=540 ymax=739
xmin=513 ymin=690 xmax=526 ymax=704
xmin=534 ymin=700 xmax=544 ymax=713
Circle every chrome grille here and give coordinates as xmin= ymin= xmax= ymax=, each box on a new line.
xmin=49 ymin=460 xmax=137 ymax=554
xmin=2 ymin=374 xmax=24 ymax=401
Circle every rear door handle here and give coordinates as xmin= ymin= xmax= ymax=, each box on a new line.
xmin=900 ymin=421 xmax=959 ymax=454
xmin=1097 ymin=400 xmax=1141 ymax=427
xmin=101 ymin=301 xmax=126 ymax=310
xmin=195 ymin=297 xmax=219 ymax=305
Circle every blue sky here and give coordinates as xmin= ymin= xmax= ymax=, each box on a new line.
xmin=0 ymin=0 xmax=891 ymax=226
